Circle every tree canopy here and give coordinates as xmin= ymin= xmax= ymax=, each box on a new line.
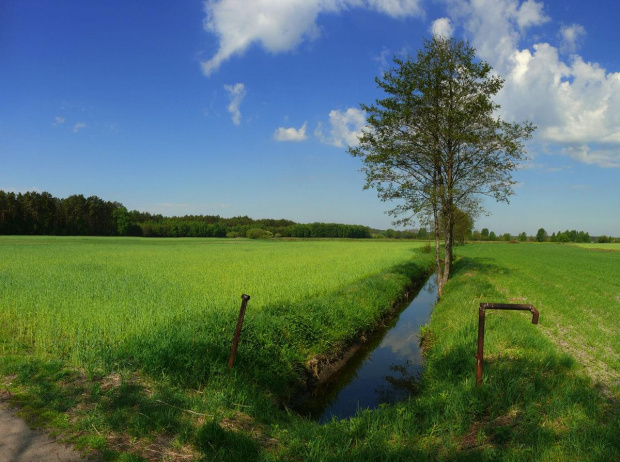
xmin=350 ymin=36 xmax=535 ymax=296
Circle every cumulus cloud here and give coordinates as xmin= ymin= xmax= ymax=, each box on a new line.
xmin=52 ymin=116 xmax=65 ymax=126
xmin=559 ymin=23 xmax=586 ymax=54
xmin=274 ymin=122 xmax=308 ymax=141
xmin=224 ymin=83 xmax=246 ymax=125
xmin=201 ymin=0 xmax=424 ymax=75
xmin=444 ymin=0 xmax=620 ymax=168
xmin=72 ymin=122 xmax=86 ymax=133
xmin=316 ymin=107 xmax=367 ymax=148
xmin=431 ymin=17 xmax=454 ymax=38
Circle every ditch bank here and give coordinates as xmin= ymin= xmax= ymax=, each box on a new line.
xmin=290 ymin=270 xmax=437 ymax=421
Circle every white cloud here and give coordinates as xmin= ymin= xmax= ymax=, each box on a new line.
xmin=72 ymin=122 xmax=86 ymax=133
xmin=559 ymin=23 xmax=586 ymax=54
xmin=562 ymin=145 xmax=620 ymax=168
xmin=224 ymin=83 xmax=246 ymax=125
xmin=201 ymin=0 xmax=424 ymax=75
xmin=274 ymin=122 xmax=308 ymax=141
xmin=444 ymin=0 xmax=620 ymax=168
xmin=52 ymin=116 xmax=65 ymax=126
xmin=431 ymin=17 xmax=454 ymax=38
xmin=367 ymin=0 xmax=424 ymax=18
xmin=316 ymin=107 xmax=367 ymax=148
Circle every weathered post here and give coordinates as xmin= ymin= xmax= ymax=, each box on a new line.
xmin=476 ymin=303 xmax=539 ymax=386
xmin=228 ymin=294 xmax=251 ymax=369
xmin=476 ymin=304 xmax=486 ymax=386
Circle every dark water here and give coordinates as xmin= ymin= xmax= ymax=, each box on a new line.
xmin=299 ymin=273 xmax=438 ymax=423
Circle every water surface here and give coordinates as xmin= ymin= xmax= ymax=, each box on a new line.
xmin=300 ymin=273 xmax=438 ymax=422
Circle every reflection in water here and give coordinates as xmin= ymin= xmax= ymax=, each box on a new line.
xmin=299 ymin=273 xmax=437 ymax=423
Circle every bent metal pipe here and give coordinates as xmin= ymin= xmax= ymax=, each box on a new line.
xmin=476 ymin=303 xmax=539 ymax=386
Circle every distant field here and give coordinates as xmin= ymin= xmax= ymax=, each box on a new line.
xmin=573 ymin=242 xmax=620 ymax=251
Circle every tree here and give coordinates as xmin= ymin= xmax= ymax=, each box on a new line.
xmin=350 ymin=36 xmax=535 ymax=296
xmin=536 ymin=228 xmax=548 ymax=242
xmin=451 ymin=208 xmax=473 ymax=244
xmin=481 ymin=228 xmax=489 ymax=240
xmin=518 ymin=232 xmax=527 ymax=242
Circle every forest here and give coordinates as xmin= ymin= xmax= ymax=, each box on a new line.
xmin=0 ymin=190 xmax=372 ymax=239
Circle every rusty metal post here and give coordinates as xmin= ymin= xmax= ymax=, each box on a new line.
xmin=476 ymin=304 xmax=486 ymax=386
xmin=228 ymin=294 xmax=250 ymax=369
xmin=476 ymin=303 xmax=539 ymax=386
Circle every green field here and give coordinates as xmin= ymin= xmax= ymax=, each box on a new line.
xmin=1 ymin=238 xmax=619 ymax=461
xmin=573 ymin=242 xmax=620 ymax=251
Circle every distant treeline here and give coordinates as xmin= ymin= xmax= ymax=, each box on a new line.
xmin=0 ymin=190 xmax=372 ymax=239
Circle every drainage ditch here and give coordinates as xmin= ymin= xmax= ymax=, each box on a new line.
xmin=297 ymin=273 xmax=438 ymax=423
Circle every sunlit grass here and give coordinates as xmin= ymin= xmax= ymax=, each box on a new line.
xmin=573 ymin=242 xmax=620 ymax=251
xmin=0 ymin=236 xmax=430 ymax=385
xmin=2 ymin=238 xmax=618 ymax=461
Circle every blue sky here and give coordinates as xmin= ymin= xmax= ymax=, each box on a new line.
xmin=2 ymin=0 xmax=619 ymax=236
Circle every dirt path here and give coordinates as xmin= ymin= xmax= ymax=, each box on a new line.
xmin=0 ymin=401 xmax=93 ymax=462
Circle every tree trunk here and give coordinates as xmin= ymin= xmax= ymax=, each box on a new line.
xmin=434 ymin=207 xmax=444 ymax=298
xmin=442 ymin=219 xmax=453 ymax=293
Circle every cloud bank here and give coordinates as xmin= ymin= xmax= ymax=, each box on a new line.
xmin=445 ymin=0 xmax=620 ymax=167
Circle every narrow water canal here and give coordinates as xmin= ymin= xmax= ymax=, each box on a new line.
xmin=299 ymin=273 xmax=438 ymax=423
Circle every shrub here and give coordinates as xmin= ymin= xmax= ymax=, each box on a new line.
xmin=226 ymin=231 xmax=241 ymax=238
xmin=246 ymin=228 xmax=272 ymax=239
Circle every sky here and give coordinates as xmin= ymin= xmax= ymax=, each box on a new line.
xmin=2 ymin=0 xmax=619 ymax=236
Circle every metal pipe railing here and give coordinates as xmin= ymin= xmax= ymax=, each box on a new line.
xmin=476 ymin=303 xmax=539 ymax=386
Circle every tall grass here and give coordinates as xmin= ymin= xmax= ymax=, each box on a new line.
xmin=270 ymin=243 xmax=620 ymax=461
xmin=0 ymin=236 xmax=430 ymax=392
xmin=3 ymin=239 xmax=618 ymax=461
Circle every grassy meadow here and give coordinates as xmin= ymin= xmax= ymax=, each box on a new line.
xmin=1 ymin=237 xmax=619 ymax=461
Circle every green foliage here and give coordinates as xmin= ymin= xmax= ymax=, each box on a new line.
xmin=448 ymin=208 xmax=474 ymax=244
xmin=350 ymin=36 xmax=534 ymax=295
xmin=518 ymin=231 xmax=527 ymax=242
xmin=536 ymin=227 xmax=547 ymax=242
xmin=489 ymin=231 xmax=497 ymax=241
xmin=553 ymin=229 xmax=591 ymax=243
xmin=0 ymin=190 xmax=373 ymax=240
xmin=246 ymin=228 xmax=272 ymax=239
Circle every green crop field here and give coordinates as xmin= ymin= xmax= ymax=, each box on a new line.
xmin=0 ymin=237 xmax=431 ymax=381
xmin=573 ymin=242 xmax=620 ymax=251
xmin=1 ymin=238 xmax=619 ymax=461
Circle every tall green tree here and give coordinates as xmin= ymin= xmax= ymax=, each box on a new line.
xmin=536 ymin=228 xmax=548 ymax=242
xmin=350 ymin=36 xmax=535 ymax=296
